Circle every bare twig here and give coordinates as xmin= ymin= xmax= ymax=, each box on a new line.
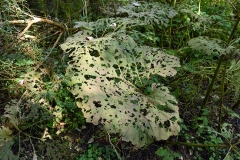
xmin=48 ymin=31 xmax=63 ymax=56
xmin=107 ymin=131 xmax=122 ymax=160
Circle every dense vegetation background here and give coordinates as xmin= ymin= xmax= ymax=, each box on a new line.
xmin=0 ymin=0 xmax=240 ymax=159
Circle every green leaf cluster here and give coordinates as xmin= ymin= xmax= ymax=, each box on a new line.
xmin=76 ymin=144 xmax=117 ymax=160
xmin=155 ymin=147 xmax=181 ymax=160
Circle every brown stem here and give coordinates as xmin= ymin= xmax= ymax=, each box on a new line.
xmin=202 ymin=16 xmax=240 ymax=108
xmin=166 ymin=141 xmax=229 ymax=148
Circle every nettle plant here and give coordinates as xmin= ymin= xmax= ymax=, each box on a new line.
xmin=60 ymin=2 xmax=180 ymax=147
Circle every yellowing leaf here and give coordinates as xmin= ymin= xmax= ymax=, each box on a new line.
xmin=0 ymin=126 xmax=13 ymax=144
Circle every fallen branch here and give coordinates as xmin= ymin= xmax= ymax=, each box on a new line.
xmin=1 ymin=17 xmax=66 ymax=39
xmin=18 ymin=17 xmax=65 ymax=39
xmin=0 ymin=17 xmax=92 ymax=38
xmin=1 ymin=16 xmax=92 ymax=57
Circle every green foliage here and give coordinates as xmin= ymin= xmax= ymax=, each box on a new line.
xmin=76 ymin=144 xmax=117 ymax=160
xmin=226 ymin=59 xmax=240 ymax=100
xmin=37 ymin=140 xmax=70 ymax=159
xmin=53 ymin=81 xmax=85 ymax=131
xmin=155 ymin=147 xmax=181 ymax=160
xmin=1 ymin=0 xmax=240 ymax=159
xmin=178 ymin=105 xmax=240 ymax=160
xmin=0 ymin=55 xmax=33 ymax=97
xmin=32 ymin=0 xmax=84 ymax=21
xmin=200 ymin=123 xmax=240 ymax=160
xmin=21 ymin=70 xmax=85 ymax=134
xmin=0 ymin=141 xmax=18 ymax=160
xmin=0 ymin=101 xmax=54 ymax=159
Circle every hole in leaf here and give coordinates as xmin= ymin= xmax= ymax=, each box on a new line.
xmin=119 ymin=66 xmax=124 ymax=71
xmin=130 ymin=113 xmax=134 ymax=117
xmin=161 ymin=64 xmax=166 ymax=68
xmin=170 ymin=116 xmax=177 ymax=122
xmin=84 ymin=75 xmax=96 ymax=80
xmin=131 ymin=100 xmax=138 ymax=104
xmin=93 ymin=101 xmax=102 ymax=108
xmin=90 ymin=50 xmax=100 ymax=57
xmin=112 ymin=64 xmax=118 ymax=69
xmin=151 ymin=63 xmax=154 ymax=68
xmin=100 ymin=57 xmax=104 ymax=61
xmin=164 ymin=120 xmax=170 ymax=128
xmin=110 ymin=105 xmax=116 ymax=109
xmin=116 ymin=90 xmax=121 ymax=96
xmin=168 ymin=100 xmax=177 ymax=105
xmin=118 ymin=101 xmax=123 ymax=105
xmin=155 ymin=116 xmax=159 ymax=122
xmin=140 ymin=108 xmax=148 ymax=116
xmin=115 ymin=69 xmax=121 ymax=76
xmin=158 ymin=122 xmax=163 ymax=128
xmin=66 ymin=47 xmax=76 ymax=54
xmin=106 ymin=77 xmax=113 ymax=81
xmin=157 ymin=104 xmax=173 ymax=113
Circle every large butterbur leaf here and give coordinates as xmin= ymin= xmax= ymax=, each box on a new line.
xmin=61 ymin=31 xmax=180 ymax=147
xmin=61 ymin=28 xmax=180 ymax=147
xmin=117 ymin=2 xmax=177 ymax=27
xmin=188 ymin=36 xmax=240 ymax=56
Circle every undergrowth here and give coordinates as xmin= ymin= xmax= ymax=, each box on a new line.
xmin=0 ymin=0 xmax=240 ymax=159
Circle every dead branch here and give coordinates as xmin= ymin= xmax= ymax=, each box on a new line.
xmin=18 ymin=17 xmax=66 ymax=39
xmin=1 ymin=16 xmax=92 ymax=57
xmin=0 ymin=17 xmax=66 ymax=39
xmin=0 ymin=16 xmax=92 ymax=39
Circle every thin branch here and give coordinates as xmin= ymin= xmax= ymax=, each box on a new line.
xmin=0 ymin=17 xmax=66 ymax=39
xmin=16 ymin=17 xmax=66 ymax=39
xmin=167 ymin=141 xmax=229 ymax=148
xmin=107 ymin=131 xmax=122 ymax=160
xmin=47 ymin=31 xmax=63 ymax=57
